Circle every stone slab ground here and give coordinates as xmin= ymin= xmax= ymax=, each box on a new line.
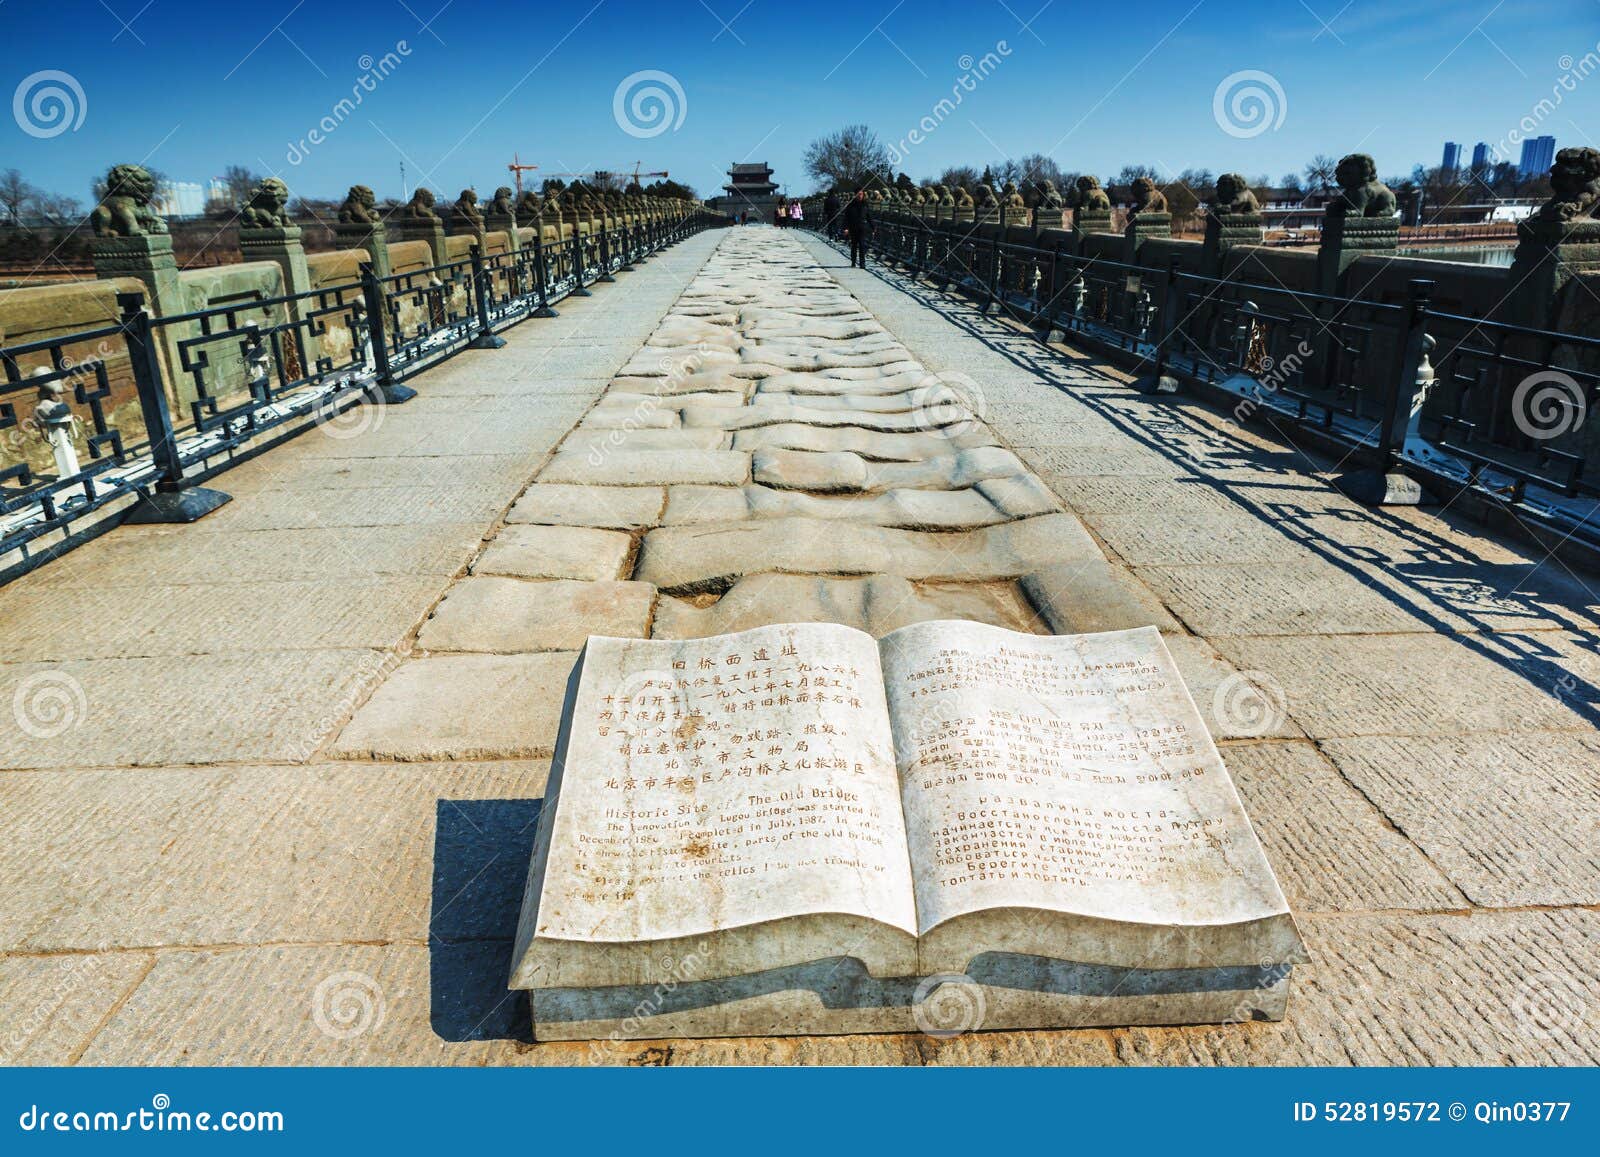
xmin=2 ymin=227 xmax=1596 ymax=1066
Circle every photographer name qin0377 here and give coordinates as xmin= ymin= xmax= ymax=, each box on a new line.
xmin=1292 ymin=1100 xmax=1572 ymax=1125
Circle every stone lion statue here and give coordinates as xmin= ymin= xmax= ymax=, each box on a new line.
xmin=337 ymin=185 xmax=378 ymax=225
xmin=240 ymin=177 xmax=293 ymax=229
xmin=90 ymin=163 xmax=167 ymax=237
xmin=953 ymin=185 xmax=975 ymax=208
xmin=452 ymin=189 xmax=483 ymax=226
xmin=1001 ymin=181 xmax=1026 ymax=210
xmin=489 ymin=186 xmax=516 ymax=217
xmin=1535 ymin=147 xmax=1600 ymax=223
xmin=1331 ymin=153 xmax=1396 ymax=218
xmin=1129 ymin=177 xmax=1168 ymax=215
xmin=516 ymin=190 xmax=541 ymax=220
xmin=1033 ymin=179 xmax=1064 ymax=210
xmin=974 ymin=183 xmax=999 ymax=210
xmin=405 ymin=188 xmax=441 ymax=220
xmin=1212 ymin=173 xmax=1261 ymax=216
xmin=1071 ymin=175 xmax=1112 ymax=212
xmin=933 ymin=184 xmax=954 ymax=206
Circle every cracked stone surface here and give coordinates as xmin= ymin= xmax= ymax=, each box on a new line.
xmin=6 ymin=224 xmax=1599 ymax=1067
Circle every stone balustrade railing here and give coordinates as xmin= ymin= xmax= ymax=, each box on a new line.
xmin=0 ymin=162 xmax=724 ymax=581
xmin=800 ymin=149 xmax=1600 ymax=567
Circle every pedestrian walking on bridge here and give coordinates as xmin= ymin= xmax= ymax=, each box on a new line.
xmin=843 ymin=189 xmax=872 ymax=268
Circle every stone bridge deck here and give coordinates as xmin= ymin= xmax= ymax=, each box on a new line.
xmin=2 ymin=228 xmax=1596 ymax=1066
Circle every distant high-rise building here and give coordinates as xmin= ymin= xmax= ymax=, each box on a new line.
xmin=1441 ymin=141 xmax=1462 ymax=174
xmin=1519 ymin=135 xmax=1556 ymax=177
xmin=1471 ymin=142 xmax=1490 ymax=170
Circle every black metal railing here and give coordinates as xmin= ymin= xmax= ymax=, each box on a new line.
xmin=803 ymin=207 xmax=1600 ymax=555
xmin=0 ymin=206 xmax=724 ymax=580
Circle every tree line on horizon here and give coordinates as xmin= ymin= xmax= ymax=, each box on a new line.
xmin=801 ymin=124 xmax=1555 ymax=226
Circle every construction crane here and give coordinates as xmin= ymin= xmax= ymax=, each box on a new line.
xmin=507 ymin=153 xmax=538 ymax=197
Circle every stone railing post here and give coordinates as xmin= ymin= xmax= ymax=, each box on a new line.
xmin=239 ymin=221 xmax=321 ymax=367
xmin=87 ymin=164 xmax=192 ymax=401
xmin=390 ymin=190 xmax=449 ymax=266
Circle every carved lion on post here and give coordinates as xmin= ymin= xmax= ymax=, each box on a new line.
xmin=516 ymin=190 xmax=542 ymax=221
xmin=1033 ymin=179 xmax=1064 ymax=210
xmin=1535 ymin=147 xmax=1600 ymax=223
xmin=1129 ymin=177 xmax=1168 ymax=215
xmin=240 ymin=177 xmax=293 ymax=228
xmin=953 ymin=185 xmax=975 ymax=208
xmin=405 ymin=188 xmax=441 ymax=220
xmin=338 ymin=185 xmax=378 ymax=224
xmin=90 ymin=163 xmax=168 ymax=237
xmin=1071 ymin=175 xmax=1112 ymax=212
xmin=1331 ymin=153 xmax=1396 ymax=217
xmin=489 ymin=186 xmax=516 ymax=217
xmin=452 ymin=188 xmax=483 ymax=226
xmin=1213 ymin=173 xmax=1261 ymax=216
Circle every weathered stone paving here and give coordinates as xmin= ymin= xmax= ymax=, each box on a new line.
xmin=3 ymin=227 xmax=1598 ymax=1066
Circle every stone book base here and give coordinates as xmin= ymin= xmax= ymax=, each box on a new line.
xmin=529 ymin=956 xmax=1290 ymax=1041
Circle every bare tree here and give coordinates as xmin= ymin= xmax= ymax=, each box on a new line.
xmin=936 ymin=165 xmax=980 ymax=190
xmin=220 ymin=164 xmax=261 ymax=208
xmin=0 ymin=169 xmax=37 ymax=226
xmin=803 ymin=124 xmax=891 ymax=191
xmin=34 ymin=192 xmax=83 ymax=225
xmin=1303 ymin=155 xmax=1339 ymax=193
xmin=1014 ymin=153 xmax=1067 ymax=189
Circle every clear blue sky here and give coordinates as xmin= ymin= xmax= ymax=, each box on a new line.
xmin=4 ymin=0 xmax=1597 ymax=204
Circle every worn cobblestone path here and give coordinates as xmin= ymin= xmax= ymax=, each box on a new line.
xmin=3 ymin=227 xmax=1598 ymax=1065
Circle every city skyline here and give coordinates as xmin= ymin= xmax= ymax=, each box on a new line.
xmin=4 ymin=0 xmax=1597 ymax=207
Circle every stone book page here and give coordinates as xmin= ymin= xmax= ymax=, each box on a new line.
xmin=880 ymin=622 xmax=1308 ymax=975
xmin=511 ymin=623 xmax=919 ymax=991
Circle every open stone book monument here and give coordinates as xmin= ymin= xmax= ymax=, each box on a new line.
xmin=511 ymin=621 xmax=1308 ymax=1040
